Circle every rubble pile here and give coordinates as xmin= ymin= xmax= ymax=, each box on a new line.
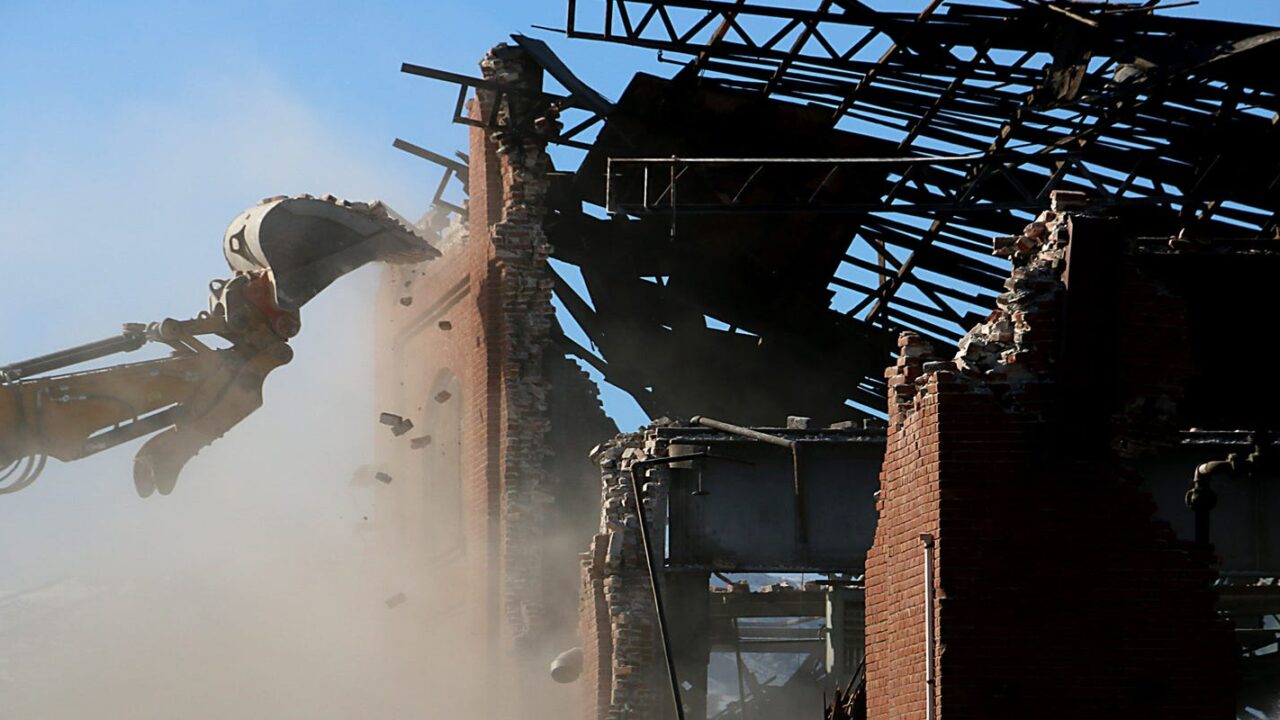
xmin=889 ymin=191 xmax=1090 ymax=422
xmin=954 ymin=190 xmax=1086 ymax=384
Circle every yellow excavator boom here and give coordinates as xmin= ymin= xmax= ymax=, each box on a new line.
xmin=0 ymin=195 xmax=437 ymax=497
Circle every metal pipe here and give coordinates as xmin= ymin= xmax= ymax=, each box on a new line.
xmin=732 ymin=616 xmax=750 ymax=720
xmin=611 ymin=153 xmax=993 ymax=164
xmin=1184 ymin=433 xmax=1272 ymax=547
xmin=1186 ymin=457 xmax=1238 ymax=546
xmin=920 ymin=533 xmax=936 ymax=720
xmin=628 ymin=456 xmax=688 ymax=720
xmin=791 ymin=443 xmax=810 ymax=546
xmin=691 ymin=415 xmax=794 ymax=449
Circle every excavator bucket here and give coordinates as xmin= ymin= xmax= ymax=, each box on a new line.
xmin=222 ymin=195 xmax=441 ymax=311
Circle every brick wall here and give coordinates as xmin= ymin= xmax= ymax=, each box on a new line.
xmin=580 ymin=528 xmax=615 ymax=720
xmin=376 ymin=42 xmax=614 ymax=716
xmin=549 ymin=355 xmax=620 ymax=658
xmin=864 ymin=197 xmax=1236 ymax=720
xmin=579 ymin=430 xmax=672 ymax=720
xmin=476 ymin=44 xmax=558 ymax=659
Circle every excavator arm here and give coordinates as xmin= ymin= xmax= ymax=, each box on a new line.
xmin=1 ymin=195 xmax=438 ymax=497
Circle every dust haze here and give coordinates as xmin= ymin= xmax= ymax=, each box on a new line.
xmin=0 ymin=62 xmax=494 ymax=719
xmin=0 ymin=267 xmax=491 ymax=719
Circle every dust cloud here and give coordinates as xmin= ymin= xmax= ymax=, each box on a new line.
xmin=0 ymin=267 xmax=489 ymax=719
xmin=0 ymin=38 xmax=512 ymax=717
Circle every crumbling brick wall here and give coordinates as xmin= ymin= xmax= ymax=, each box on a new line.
xmin=864 ymin=195 xmax=1236 ymax=720
xmin=475 ymin=43 xmax=560 ymax=656
xmin=376 ymin=42 xmax=614 ymax=715
xmin=549 ymin=355 xmax=620 ymax=656
xmin=579 ymin=430 xmax=672 ymax=720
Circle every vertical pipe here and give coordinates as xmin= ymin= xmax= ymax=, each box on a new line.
xmin=920 ymin=533 xmax=936 ymax=720
xmin=669 ymin=159 xmax=677 ymax=243
xmin=732 ymin=616 xmax=749 ymax=720
xmin=792 ymin=444 xmax=810 ymax=547
xmin=1187 ymin=461 xmax=1226 ymax=548
xmin=629 ymin=462 xmax=686 ymax=720
xmin=1194 ymin=500 xmax=1211 ymax=547
xmin=643 ymin=164 xmax=650 ymax=211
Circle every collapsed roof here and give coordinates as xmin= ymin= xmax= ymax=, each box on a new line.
xmin=399 ymin=0 xmax=1280 ymax=424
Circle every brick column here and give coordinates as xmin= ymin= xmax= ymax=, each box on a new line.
xmin=379 ymin=40 xmax=615 ymax=719
xmin=473 ymin=43 xmax=560 ymax=658
xmin=580 ymin=432 xmax=670 ymax=720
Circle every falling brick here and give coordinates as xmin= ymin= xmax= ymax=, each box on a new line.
xmin=434 ymin=390 xmax=452 ymax=404
xmin=378 ymin=412 xmax=414 ymax=437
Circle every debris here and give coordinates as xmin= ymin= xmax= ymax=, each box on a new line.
xmin=786 ymin=416 xmax=811 ymax=429
xmin=409 ymin=435 xmax=433 ymax=449
xmin=438 ymin=320 xmax=452 ymax=330
xmin=385 ymin=592 xmax=407 ymax=608
xmin=434 ymin=390 xmax=452 ymax=403
xmin=379 ymin=412 xmax=414 ymax=436
xmin=350 ymin=464 xmax=376 ymax=486
xmin=550 ymin=647 xmax=584 ymax=684
xmin=1049 ymin=189 xmax=1088 ymax=212
xmin=399 ymin=296 xmax=413 ymax=306
xmin=375 ymin=472 xmax=393 ymax=485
